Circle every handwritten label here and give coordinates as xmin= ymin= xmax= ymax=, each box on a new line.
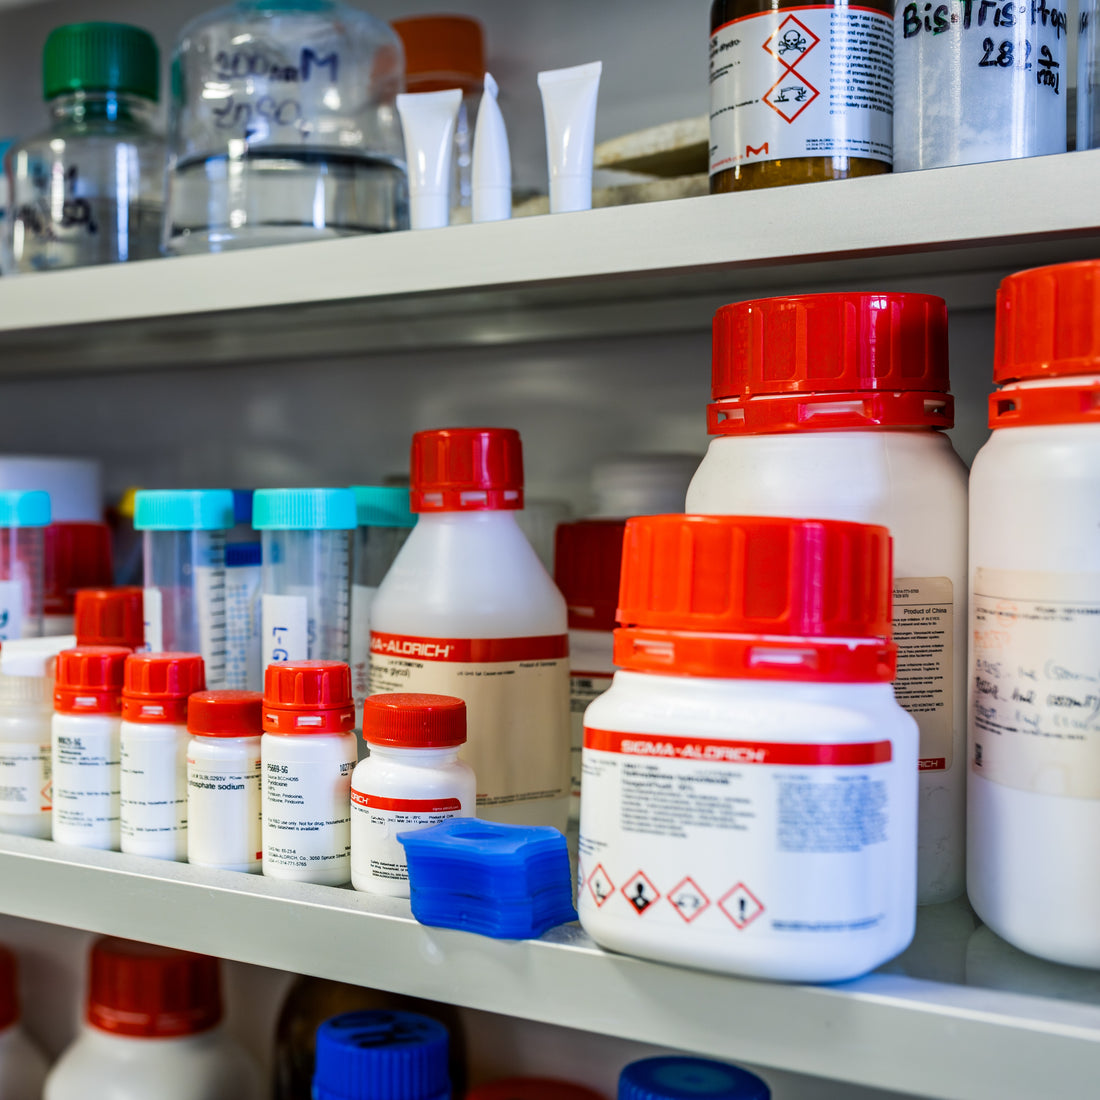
xmin=262 ymin=594 xmax=309 ymax=666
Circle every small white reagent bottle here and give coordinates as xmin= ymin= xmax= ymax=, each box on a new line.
xmin=0 ymin=944 xmax=48 ymax=1100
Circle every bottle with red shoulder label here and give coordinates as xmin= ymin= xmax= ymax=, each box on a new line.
xmin=368 ymin=428 xmax=571 ymax=830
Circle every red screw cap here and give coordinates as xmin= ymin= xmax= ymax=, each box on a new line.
xmin=54 ymin=647 xmax=130 ymax=715
xmin=263 ymin=661 xmax=356 ymax=734
xmin=410 ymin=428 xmax=524 ymax=513
xmin=74 ymin=587 xmax=145 ymax=650
xmin=122 ymin=652 xmax=205 ymax=724
xmin=187 ymin=690 xmax=263 ymax=738
xmin=554 ymin=519 xmax=627 ymax=633
xmin=44 ymin=522 xmax=113 ymax=616
xmin=87 ymin=937 xmax=222 ymax=1039
xmin=362 ymin=693 xmax=467 ymax=748
xmin=0 ymin=945 xmax=17 ymax=1031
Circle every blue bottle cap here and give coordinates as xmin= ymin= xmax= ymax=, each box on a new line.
xmin=225 ymin=542 xmax=261 ymax=568
xmin=231 ymin=489 xmax=253 ymax=526
xmin=133 ymin=490 xmax=235 ymax=532
xmin=351 ymin=486 xmax=416 ymax=529
xmin=252 ymin=488 xmax=357 ymax=531
xmin=0 ymin=490 xmax=50 ymax=528
xmin=619 ymin=1059 xmax=770 ymax=1100
xmin=313 ymin=1010 xmax=451 ymax=1100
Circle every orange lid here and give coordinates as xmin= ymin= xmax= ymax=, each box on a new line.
xmin=122 ymin=652 xmax=205 ymax=723
xmin=392 ymin=15 xmax=485 ymax=93
xmin=55 ymin=646 xmax=130 ymax=714
xmin=263 ymin=661 xmax=356 ymax=734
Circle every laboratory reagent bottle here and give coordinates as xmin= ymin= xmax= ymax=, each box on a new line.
xmin=75 ymin=586 xmax=146 ymax=649
xmin=967 ymin=259 xmax=1100 ymax=969
xmin=0 ymin=945 xmax=48 ymax=1100
xmin=51 ymin=646 xmax=129 ymax=850
xmin=0 ymin=491 xmax=51 ymax=641
xmin=261 ymin=660 xmax=357 ymax=885
xmin=119 ymin=651 xmax=206 ymax=860
xmin=686 ymin=292 xmax=968 ymax=906
xmin=578 ymin=515 xmax=918 ymax=983
xmin=619 ymin=1057 xmax=770 ymax=1100
xmin=43 ymin=521 xmax=113 ymax=636
xmin=370 ymin=428 xmax=571 ymax=830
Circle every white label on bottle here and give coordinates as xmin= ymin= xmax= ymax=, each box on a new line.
xmin=119 ymin=731 xmax=188 ymax=853
xmin=369 ymin=632 xmax=571 ymax=809
xmin=350 ymin=584 xmax=378 ymax=712
xmin=971 ymin=568 xmax=1100 ymax=798
xmin=350 ymin=789 xmax=463 ymax=887
xmin=570 ymin=671 xmax=615 ymax=805
xmin=709 ymin=6 xmax=893 ymax=172
xmin=143 ymin=587 xmax=163 ymax=652
xmin=0 ymin=580 xmax=26 ymax=642
xmin=226 ymin=564 xmax=263 ymax=691
xmin=262 ymin=594 xmax=309 ymax=667
xmin=188 ymin=749 xmax=262 ymax=869
xmin=892 ymin=577 xmax=954 ymax=772
xmin=0 ymin=740 xmax=51 ymax=812
xmin=52 ymin=724 xmax=120 ymax=845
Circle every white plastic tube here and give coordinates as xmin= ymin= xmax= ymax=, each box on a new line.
xmin=538 ymin=61 xmax=602 ymax=214
xmin=472 ymin=73 xmax=511 ymax=223
xmin=396 ymin=89 xmax=463 ymax=230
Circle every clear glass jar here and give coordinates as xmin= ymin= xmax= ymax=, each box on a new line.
xmin=4 ymin=23 xmax=164 ymax=274
xmin=165 ymin=0 xmax=409 ymax=253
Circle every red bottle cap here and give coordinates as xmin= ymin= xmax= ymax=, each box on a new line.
xmin=392 ymin=15 xmax=485 ymax=93
xmin=467 ymin=1080 xmax=607 ymax=1100
xmin=708 ymin=293 xmax=953 ymax=435
xmin=410 ymin=428 xmax=524 ymax=513
xmin=263 ymin=661 xmax=356 ymax=734
xmin=54 ymin=647 xmax=130 ymax=714
xmin=615 ymin=515 xmax=895 ymax=682
xmin=86 ymin=937 xmax=222 ymax=1039
xmin=122 ymin=652 xmax=205 ymax=724
xmin=362 ymin=693 xmax=467 ymax=748
xmin=187 ymin=690 xmax=263 ymax=738
xmin=74 ymin=587 xmax=145 ymax=650
xmin=554 ymin=519 xmax=627 ymax=632
xmin=44 ymin=522 xmax=114 ymax=616
xmin=0 ymin=945 xmax=17 ymax=1031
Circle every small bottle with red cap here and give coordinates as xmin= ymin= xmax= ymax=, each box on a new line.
xmin=350 ymin=693 xmax=476 ymax=896
xmin=261 ymin=661 xmax=357 ymax=885
xmin=51 ymin=646 xmax=130 ymax=850
xmin=44 ymin=937 xmax=260 ymax=1100
xmin=119 ymin=652 xmax=206 ymax=861
xmin=968 ymin=260 xmax=1100 ymax=970
xmin=0 ymin=944 xmax=48 ymax=1100
xmin=370 ymin=428 xmax=571 ymax=830
xmin=187 ymin=690 xmax=264 ymax=873
xmin=686 ymin=291 xmax=968 ymax=908
xmin=578 ymin=514 xmax=918 ymax=983
xmin=74 ymin=587 xmax=146 ymax=650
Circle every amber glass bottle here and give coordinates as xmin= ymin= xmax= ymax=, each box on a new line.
xmin=709 ymin=0 xmax=893 ymax=192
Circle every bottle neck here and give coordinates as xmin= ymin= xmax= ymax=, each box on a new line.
xmin=49 ymin=90 xmax=154 ymax=127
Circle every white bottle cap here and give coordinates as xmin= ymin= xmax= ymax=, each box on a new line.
xmin=410 ymin=191 xmax=450 ymax=231
xmin=549 ymin=176 xmax=593 ymax=215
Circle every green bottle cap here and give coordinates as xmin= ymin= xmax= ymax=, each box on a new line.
xmin=43 ymin=22 xmax=159 ymax=102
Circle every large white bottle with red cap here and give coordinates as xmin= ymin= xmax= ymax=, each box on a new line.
xmin=686 ymin=292 xmax=968 ymax=906
xmin=0 ymin=945 xmax=48 ymax=1100
xmin=45 ymin=936 xmax=259 ymax=1100
xmin=968 ymin=261 xmax=1100 ymax=968
xmin=369 ymin=428 xmax=571 ymax=830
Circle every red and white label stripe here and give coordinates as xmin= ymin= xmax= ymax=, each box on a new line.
xmin=370 ymin=631 xmax=568 ymax=663
xmin=351 ymin=790 xmax=463 ymax=813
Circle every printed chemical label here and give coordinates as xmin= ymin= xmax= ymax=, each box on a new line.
xmin=52 ymin=725 xmax=120 ymax=845
xmin=119 ymin=731 xmax=188 ymax=850
xmin=350 ymin=584 xmax=378 ymax=712
xmin=262 ymin=594 xmax=309 ymax=666
xmin=971 ymin=567 xmax=1100 ymax=798
xmin=709 ymin=5 xmax=893 ymax=172
xmin=369 ymin=633 xmax=571 ymax=809
xmin=188 ymin=751 xmax=262 ymax=867
xmin=0 ymin=740 xmax=51 ymax=812
xmin=570 ymin=671 xmax=614 ymax=804
xmin=350 ymin=789 xmax=463 ymax=886
xmin=0 ymin=580 xmax=26 ymax=642
xmin=893 ymin=577 xmax=954 ymax=771
xmin=142 ymin=587 xmax=162 ymax=652
xmin=579 ymin=727 xmax=898 ymax=935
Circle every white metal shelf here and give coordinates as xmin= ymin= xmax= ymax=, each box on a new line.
xmin=0 ymin=150 xmax=1098 ymax=374
xmin=1 ymin=833 xmax=1098 ymax=1100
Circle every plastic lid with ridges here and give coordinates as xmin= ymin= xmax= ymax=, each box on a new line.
xmin=0 ymin=491 xmax=50 ymax=528
xmin=44 ymin=522 xmax=114 ymax=615
xmin=188 ymin=690 xmax=263 ymax=738
xmin=264 ymin=661 xmax=356 ymax=734
xmin=0 ymin=636 xmax=73 ymax=706
xmin=74 ymin=587 xmax=145 ymax=649
xmin=619 ymin=1057 xmax=770 ymax=1100
xmin=411 ymin=428 xmax=524 ymax=513
xmin=252 ymin=488 xmax=357 ymax=531
xmin=362 ymin=693 xmax=467 ymax=748
xmin=133 ymin=490 xmax=235 ymax=532
xmin=43 ymin=22 xmax=159 ymax=102
xmin=54 ymin=646 xmax=129 ymax=714
xmin=0 ymin=945 xmax=17 ymax=1031
xmin=351 ymin=486 xmax=416 ymax=529
xmin=392 ymin=15 xmax=485 ymax=92
xmin=554 ymin=519 xmax=627 ymax=632
xmin=122 ymin=652 xmax=205 ymax=723
xmin=86 ymin=937 xmax=221 ymax=1038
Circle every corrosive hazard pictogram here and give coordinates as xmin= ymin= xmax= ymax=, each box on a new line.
xmin=40 ymin=780 xmax=52 ymax=811
xmin=621 ymin=870 xmax=660 ymax=916
xmin=668 ymin=877 xmax=710 ymax=924
xmin=762 ymin=16 xmax=820 ymax=123
xmin=719 ymin=883 xmax=765 ymax=929
xmin=587 ymin=864 xmax=615 ymax=908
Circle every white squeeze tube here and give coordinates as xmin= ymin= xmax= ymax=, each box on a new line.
xmin=538 ymin=61 xmax=602 ymax=214
xmin=396 ymin=89 xmax=463 ymax=230
xmin=472 ymin=73 xmax=511 ymax=223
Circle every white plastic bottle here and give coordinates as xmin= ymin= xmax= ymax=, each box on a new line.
xmin=968 ymin=260 xmax=1100 ymax=969
xmin=351 ymin=692 xmax=476 ymax=896
xmin=119 ymin=652 xmax=206 ymax=861
xmin=370 ymin=428 xmax=571 ymax=830
xmin=554 ymin=520 xmax=625 ymax=822
xmin=0 ymin=944 xmax=49 ymax=1100
xmin=0 ymin=634 xmax=75 ymax=839
xmin=51 ymin=646 xmax=129 ymax=850
xmin=579 ymin=515 xmax=918 ymax=982
xmin=45 ymin=936 xmax=260 ymax=1100
xmin=187 ymin=690 xmax=264 ymax=873
xmin=261 ymin=661 xmax=357 ymax=885
xmin=686 ymin=292 xmax=968 ymax=907
xmin=589 ymin=454 xmax=699 ymax=518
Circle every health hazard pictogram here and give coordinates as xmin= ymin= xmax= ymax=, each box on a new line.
xmin=668 ymin=877 xmax=710 ymax=924
xmin=719 ymin=883 xmax=765 ymax=929
xmin=762 ymin=16 xmax=820 ymax=123
xmin=40 ymin=780 xmax=52 ymax=812
xmin=621 ymin=870 xmax=660 ymax=916
xmin=587 ymin=864 xmax=615 ymax=908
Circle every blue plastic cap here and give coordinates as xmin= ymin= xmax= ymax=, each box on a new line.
xmin=134 ymin=489 xmax=235 ymax=531
xmin=252 ymin=488 xmax=357 ymax=531
xmin=619 ymin=1059 xmax=770 ymax=1100
xmin=0 ymin=490 xmax=50 ymax=528
xmin=313 ymin=1010 xmax=451 ymax=1100
xmin=351 ymin=486 xmax=416 ymax=529
xmin=231 ymin=489 xmax=254 ymax=526
xmin=226 ymin=541 xmax=261 ymax=568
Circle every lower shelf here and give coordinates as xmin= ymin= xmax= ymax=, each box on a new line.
xmin=1 ymin=832 xmax=1097 ymax=1099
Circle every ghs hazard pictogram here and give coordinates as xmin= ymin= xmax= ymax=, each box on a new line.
xmin=668 ymin=877 xmax=710 ymax=924
xmin=762 ymin=16 xmax=820 ymax=123
xmin=587 ymin=864 xmax=615 ymax=908
xmin=621 ymin=870 xmax=660 ymax=916
xmin=719 ymin=883 xmax=765 ymax=929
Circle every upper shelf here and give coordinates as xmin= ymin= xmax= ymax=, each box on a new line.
xmin=1 ymin=149 xmax=1099 ymax=374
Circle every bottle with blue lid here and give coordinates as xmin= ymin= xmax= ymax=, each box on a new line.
xmin=0 ymin=491 xmax=50 ymax=641
xmin=619 ymin=1057 xmax=770 ymax=1100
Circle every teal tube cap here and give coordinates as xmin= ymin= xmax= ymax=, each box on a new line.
xmin=253 ymin=488 xmax=357 ymax=531
xmin=134 ymin=489 xmax=235 ymax=531
xmin=0 ymin=490 xmax=51 ymax=528
xmin=351 ymin=486 xmax=416 ymax=529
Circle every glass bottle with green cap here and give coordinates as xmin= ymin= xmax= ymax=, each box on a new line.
xmin=134 ymin=490 xmax=234 ymax=688
xmin=0 ymin=491 xmax=51 ymax=641
xmin=4 ymin=22 xmax=165 ymax=274
xmin=253 ymin=489 xmax=356 ymax=668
